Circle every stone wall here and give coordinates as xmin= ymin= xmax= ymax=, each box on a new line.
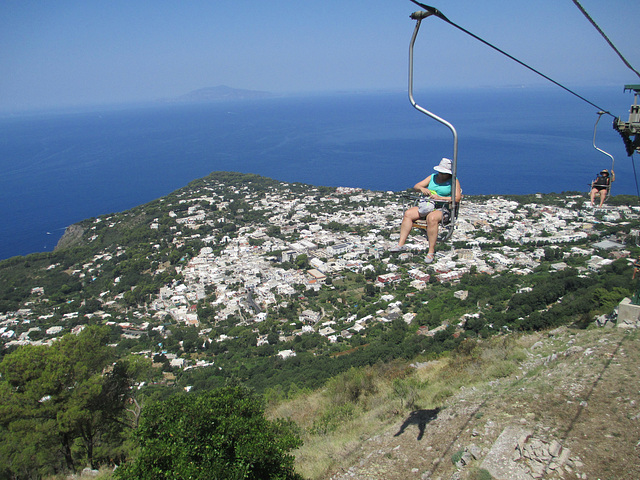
xmin=617 ymin=297 xmax=640 ymax=328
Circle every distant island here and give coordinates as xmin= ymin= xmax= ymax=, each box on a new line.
xmin=171 ymin=85 xmax=273 ymax=103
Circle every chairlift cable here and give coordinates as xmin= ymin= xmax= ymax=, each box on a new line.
xmin=571 ymin=0 xmax=640 ymax=81
xmin=409 ymin=1 xmax=615 ymax=117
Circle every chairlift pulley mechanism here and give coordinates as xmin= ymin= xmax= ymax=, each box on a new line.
xmin=614 ymin=85 xmax=640 ymax=156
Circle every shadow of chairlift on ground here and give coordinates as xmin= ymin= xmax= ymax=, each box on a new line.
xmin=394 ymin=408 xmax=441 ymax=441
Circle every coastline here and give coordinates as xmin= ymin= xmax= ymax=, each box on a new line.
xmin=0 ymin=88 xmax=635 ymax=260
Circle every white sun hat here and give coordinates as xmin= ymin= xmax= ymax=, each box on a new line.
xmin=434 ymin=157 xmax=452 ymax=174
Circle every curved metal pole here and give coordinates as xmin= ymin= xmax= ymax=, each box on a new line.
xmin=408 ymin=12 xmax=458 ymax=241
xmin=593 ymin=111 xmax=615 ymax=172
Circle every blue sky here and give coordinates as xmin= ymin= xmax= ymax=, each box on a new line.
xmin=1 ymin=0 xmax=638 ymax=112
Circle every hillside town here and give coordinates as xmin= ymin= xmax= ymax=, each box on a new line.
xmin=1 ymin=176 xmax=637 ymax=373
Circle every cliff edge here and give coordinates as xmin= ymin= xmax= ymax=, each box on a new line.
xmin=54 ymin=224 xmax=85 ymax=251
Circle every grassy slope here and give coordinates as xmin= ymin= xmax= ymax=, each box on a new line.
xmin=267 ymin=326 xmax=640 ymax=480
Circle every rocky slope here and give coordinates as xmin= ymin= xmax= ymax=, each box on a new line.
xmin=323 ymin=326 xmax=640 ymax=480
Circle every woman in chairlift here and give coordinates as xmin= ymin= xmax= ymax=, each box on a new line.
xmin=390 ymin=157 xmax=462 ymax=264
xmin=590 ymin=168 xmax=614 ymax=208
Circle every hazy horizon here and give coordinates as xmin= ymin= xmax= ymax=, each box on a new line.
xmin=2 ymin=1 xmax=638 ymax=113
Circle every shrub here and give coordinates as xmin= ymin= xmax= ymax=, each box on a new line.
xmin=309 ymin=403 xmax=355 ymax=436
xmin=325 ymin=367 xmax=377 ymax=405
xmin=451 ymin=448 xmax=465 ymax=465
xmin=392 ymin=377 xmax=422 ymax=409
xmin=115 ymin=385 xmax=303 ymax=480
xmin=469 ymin=468 xmax=494 ymax=480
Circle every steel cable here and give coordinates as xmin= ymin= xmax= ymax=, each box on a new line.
xmin=408 ymin=1 xmax=615 ymax=117
xmin=571 ymin=0 xmax=640 ymax=81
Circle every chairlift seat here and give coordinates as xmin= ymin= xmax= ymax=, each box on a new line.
xmin=409 ymin=198 xmax=460 ymax=241
xmin=412 ymin=218 xmax=452 ymax=242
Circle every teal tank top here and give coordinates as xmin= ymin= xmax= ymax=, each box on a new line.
xmin=427 ymin=175 xmax=452 ymax=198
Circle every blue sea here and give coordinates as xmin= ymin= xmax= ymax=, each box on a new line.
xmin=0 ymin=87 xmax=637 ymax=260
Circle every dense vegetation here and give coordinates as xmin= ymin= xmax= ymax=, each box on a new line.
xmin=0 ymin=326 xmax=135 ymax=477
xmin=114 ymin=386 xmax=302 ymax=480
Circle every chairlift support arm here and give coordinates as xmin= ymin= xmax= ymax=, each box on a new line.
xmin=593 ymin=111 xmax=615 ymax=169
xmin=408 ymin=10 xmax=458 ymax=241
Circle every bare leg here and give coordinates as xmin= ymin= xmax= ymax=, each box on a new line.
xmin=426 ymin=210 xmax=443 ymax=255
xmin=590 ymin=188 xmax=597 ymax=205
xmin=397 ymin=206 xmax=421 ymax=246
xmin=599 ymin=189 xmax=606 ymax=207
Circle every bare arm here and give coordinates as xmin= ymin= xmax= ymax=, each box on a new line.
xmin=413 ymin=176 xmax=432 ymax=195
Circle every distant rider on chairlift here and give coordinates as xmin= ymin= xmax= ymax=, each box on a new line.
xmin=589 ymin=169 xmax=614 ymax=207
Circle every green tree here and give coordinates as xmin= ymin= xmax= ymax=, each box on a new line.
xmin=115 ymin=385 xmax=303 ymax=480
xmin=0 ymin=326 xmax=132 ymax=477
xmin=295 ymin=254 xmax=309 ymax=270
